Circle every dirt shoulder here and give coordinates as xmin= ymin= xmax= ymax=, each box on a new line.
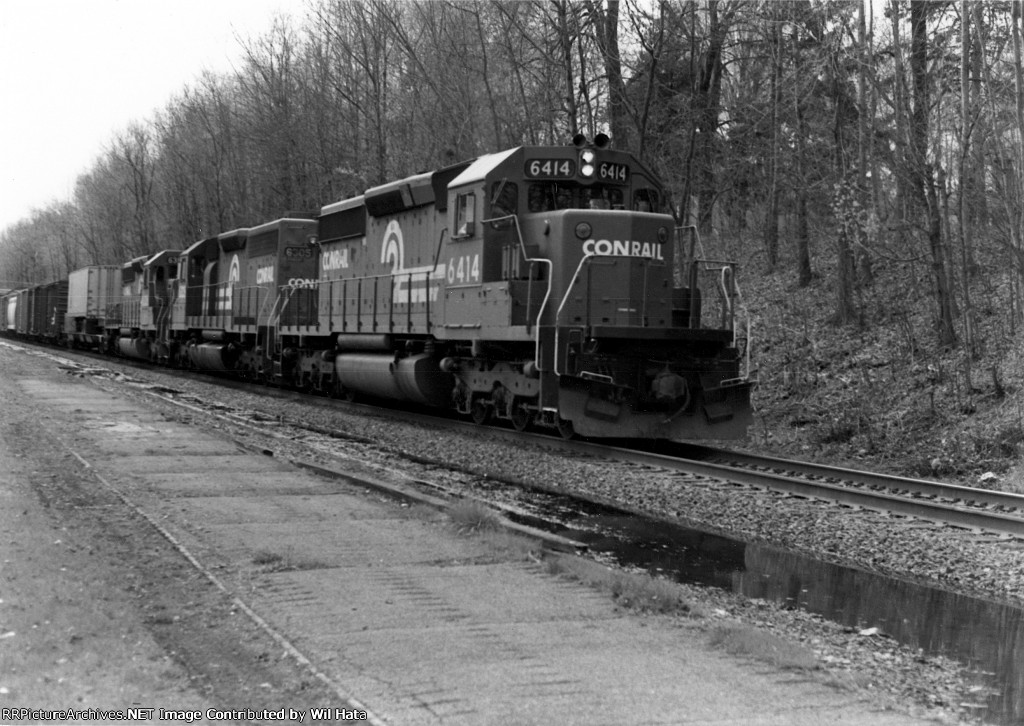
xmin=0 ymin=350 xmax=347 ymax=723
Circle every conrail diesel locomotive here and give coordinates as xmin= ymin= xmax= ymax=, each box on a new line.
xmin=2 ymin=137 xmax=753 ymax=440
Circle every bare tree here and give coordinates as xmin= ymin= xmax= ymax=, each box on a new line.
xmin=908 ymin=0 xmax=956 ymax=347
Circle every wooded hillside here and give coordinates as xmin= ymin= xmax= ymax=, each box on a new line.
xmin=4 ymin=0 xmax=1024 ymax=479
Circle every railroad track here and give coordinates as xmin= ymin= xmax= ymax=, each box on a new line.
xmin=13 ymin=338 xmax=1024 ymax=540
xmin=604 ymin=442 xmax=1024 ymax=539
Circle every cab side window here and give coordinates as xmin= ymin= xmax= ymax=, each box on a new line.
xmin=456 ymin=192 xmax=476 ymax=237
xmin=490 ymin=182 xmax=518 ymax=218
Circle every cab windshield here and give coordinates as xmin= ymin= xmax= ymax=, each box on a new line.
xmin=526 ymin=183 xmax=660 ymax=213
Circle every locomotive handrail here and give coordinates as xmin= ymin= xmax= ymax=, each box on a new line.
xmin=731 ymin=277 xmax=753 ymax=380
xmin=481 ymin=213 xmax=552 ymax=373
xmin=264 ymin=290 xmax=286 ymax=357
xmin=677 ymin=225 xmax=753 ymax=382
xmin=553 ymin=253 xmax=595 ymax=377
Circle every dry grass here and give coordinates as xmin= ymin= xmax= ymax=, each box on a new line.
xmin=707 ymin=622 xmax=820 ymax=670
xmin=446 ymin=499 xmax=502 ymax=535
xmin=250 ymin=548 xmax=329 ymax=572
xmin=544 ymin=554 xmax=701 ymax=616
xmin=443 ymin=500 xmax=701 ymax=616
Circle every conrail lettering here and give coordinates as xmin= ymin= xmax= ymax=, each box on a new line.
xmin=322 ymin=248 xmax=350 ymax=271
xmin=286 ymin=278 xmax=317 ymax=290
xmin=255 ymin=265 xmax=275 ymax=284
xmin=583 ymin=238 xmax=664 ymax=260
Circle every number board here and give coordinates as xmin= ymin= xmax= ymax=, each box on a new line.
xmin=284 ymin=246 xmax=313 ymax=259
xmin=598 ymin=162 xmax=630 ymax=183
xmin=525 ymin=159 xmax=576 ymax=179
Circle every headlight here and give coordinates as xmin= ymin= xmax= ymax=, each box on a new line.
xmin=581 ymin=164 xmax=595 ymax=177
xmin=575 ymin=222 xmax=592 ymax=239
xmin=581 ymin=149 xmax=595 ymax=164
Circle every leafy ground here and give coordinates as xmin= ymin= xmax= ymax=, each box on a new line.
xmin=731 ymin=226 xmax=1024 ymax=493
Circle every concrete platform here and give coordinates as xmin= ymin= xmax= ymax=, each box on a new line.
xmin=5 ymin=372 xmax=944 ymax=725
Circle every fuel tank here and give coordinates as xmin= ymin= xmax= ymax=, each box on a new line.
xmin=335 ymin=353 xmax=452 ymax=407
xmin=189 ymin=342 xmax=241 ymax=371
xmin=117 ymin=337 xmax=151 ymax=361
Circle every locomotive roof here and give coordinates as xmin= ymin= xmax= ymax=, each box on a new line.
xmin=144 ymin=249 xmax=181 ymax=267
xmin=217 ymin=227 xmax=249 ymax=240
xmin=182 ymin=236 xmax=220 ymax=257
xmin=319 ymin=195 xmax=365 ymax=217
xmin=246 ymin=217 xmax=316 ymax=237
xmin=449 ymin=147 xmax=520 ymax=188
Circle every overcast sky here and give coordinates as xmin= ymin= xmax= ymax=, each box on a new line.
xmin=0 ymin=0 xmax=295 ymax=232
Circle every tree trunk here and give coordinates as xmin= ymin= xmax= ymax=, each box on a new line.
xmin=959 ymin=0 xmax=975 ymax=354
xmin=596 ymin=0 xmax=630 ymax=149
xmin=555 ymin=0 xmax=579 ymax=137
xmin=833 ymin=56 xmax=856 ymax=324
xmin=763 ymin=2 xmax=781 ymax=269
xmin=910 ymin=0 xmax=957 ymax=347
xmin=694 ymin=0 xmax=729 ymax=235
xmin=968 ymin=3 xmax=988 ymax=229
xmin=857 ymin=0 xmax=873 ymax=285
xmin=1013 ymin=0 xmax=1024 ymax=296
xmin=792 ymin=7 xmax=812 ymax=286
xmin=890 ymin=0 xmax=909 ymax=248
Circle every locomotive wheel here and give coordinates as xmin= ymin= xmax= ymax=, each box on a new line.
xmin=471 ymin=398 xmax=491 ymax=425
xmin=510 ymin=399 xmax=532 ymax=432
xmin=556 ymin=416 xmax=576 ymax=440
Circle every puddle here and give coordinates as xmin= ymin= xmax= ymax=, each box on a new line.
xmin=507 ymin=493 xmax=1024 ymax=724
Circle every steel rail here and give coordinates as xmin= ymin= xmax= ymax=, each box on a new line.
xmin=684 ymin=444 xmax=1024 ymax=513
xmin=558 ymin=440 xmax=1024 ymax=538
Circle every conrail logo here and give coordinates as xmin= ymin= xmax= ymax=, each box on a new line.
xmin=218 ymin=254 xmax=241 ymax=312
xmin=583 ymin=238 xmax=664 ymax=260
xmin=378 ymin=219 xmax=445 ymax=304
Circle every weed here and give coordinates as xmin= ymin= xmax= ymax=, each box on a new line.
xmin=251 ymin=550 xmax=284 ymax=566
xmin=707 ymin=623 xmax=820 ymax=670
xmin=475 ymin=529 xmax=540 ymax=560
xmin=446 ymin=504 xmax=699 ymax=616
xmin=544 ymin=554 xmax=701 ymax=617
xmin=447 ymin=500 xmax=501 ymax=535
xmin=250 ymin=548 xmax=328 ymax=572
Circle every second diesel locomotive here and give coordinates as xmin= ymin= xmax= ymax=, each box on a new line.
xmin=4 ymin=138 xmax=754 ymax=441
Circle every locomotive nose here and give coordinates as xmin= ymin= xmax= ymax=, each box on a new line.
xmin=562 ymin=210 xmax=672 ymax=262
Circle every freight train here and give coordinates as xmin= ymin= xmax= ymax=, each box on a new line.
xmin=2 ymin=137 xmax=753 ymax=440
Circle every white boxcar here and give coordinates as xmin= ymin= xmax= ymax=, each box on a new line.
xmin=65 ymin=266 xmax=121 ymax=346
xmin=5 ymin=292 xmax=18 ymax=331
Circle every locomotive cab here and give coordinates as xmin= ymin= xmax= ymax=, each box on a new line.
xmin=141 ymin=249 xmax=180 ymax=322
xmin=437 ymin=141 xmax=752 ymax=440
